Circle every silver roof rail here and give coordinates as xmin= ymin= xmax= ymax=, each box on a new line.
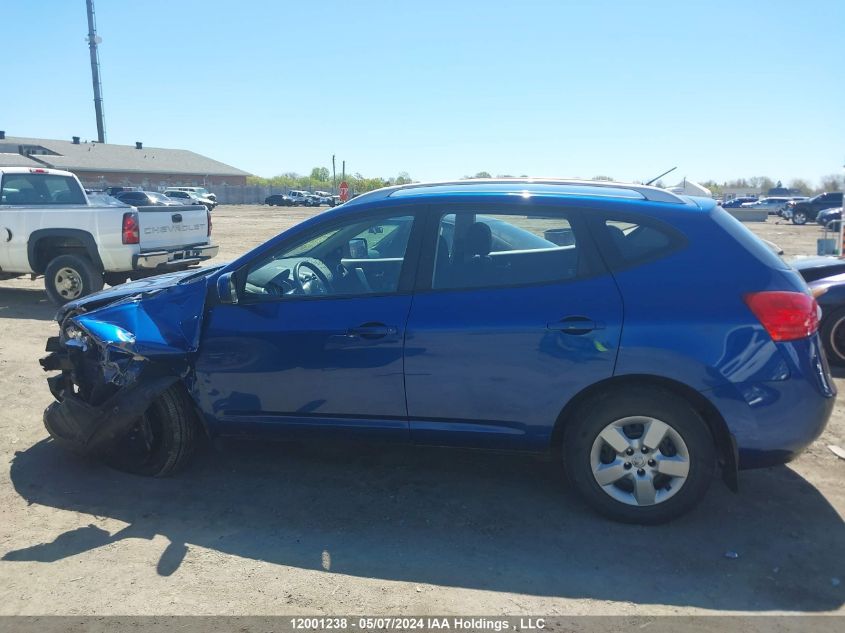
xmin=347 ymin=178 xmax=687 ymax=205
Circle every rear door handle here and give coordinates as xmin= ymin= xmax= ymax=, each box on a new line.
xmin=547 ymin=316 xmax=600 ymax=334
xmin=346 ymin=322 xmax=398 ymax=340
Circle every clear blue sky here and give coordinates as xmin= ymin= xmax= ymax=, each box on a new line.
xmin=3 ymin=0 xmax=844 ymax=186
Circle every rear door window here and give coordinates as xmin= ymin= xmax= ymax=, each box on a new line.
xmin=430 ymin=210 xmax=589 ymax=290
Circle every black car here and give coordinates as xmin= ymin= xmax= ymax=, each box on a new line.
xmin=721 ymin=196 xmax=758 ymax=208
xmin=265 ymin=194 xmax=294 ymax=206
xmin=114 ymin=190 xmax=183 ymax=206
xmin=789 ymin=192 xmax=844 ymax=225
xmin=793 ymin=257 xmax=845 ymax=365
xmin=106 ymin=186 xmax=140 ymax=196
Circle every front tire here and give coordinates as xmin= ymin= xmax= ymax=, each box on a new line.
xmin=792 ymin=210 xmax=808 ymax=225
xmin=563 ymin=387 xmax=715 ymax=524
xmin=44 ymin=254 xmax=104 ymax=305
xmin=101 ymin=384 xmax=199 ymax=477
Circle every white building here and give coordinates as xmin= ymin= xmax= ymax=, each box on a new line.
xmin=667 ymin=179 xmax=712 ymax=198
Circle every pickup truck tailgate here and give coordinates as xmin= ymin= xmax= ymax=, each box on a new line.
xmin=136 ymin=205 xmax=209 ymax=250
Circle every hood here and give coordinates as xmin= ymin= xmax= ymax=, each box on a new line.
xmin=790 ymin=256 xmax=845 ymax=283
xmin=808 ymin=271 xmax=845 ymax=292
xmin=57 ymin=266 xmax=223 ymax=359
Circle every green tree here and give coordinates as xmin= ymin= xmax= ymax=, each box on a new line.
xmin=473 ymin=171 xmax=492 ymax=179
xmin=310 ymin=167 xmax=330 ymax=182
xmin=819 ymin=174 xmax=844 ymax=192
xmin=788 ymin=178 xmax=812 ymax=195
xmin=757 ymin=177 xmax=775 ymax=192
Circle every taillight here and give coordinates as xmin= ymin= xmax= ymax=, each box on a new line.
xmin=744 ymin=291 xmax=820 ymax=342
xmin=207 ymin=209 xmax=212 ymax=237
xmin=122 ymin=211 xmax=139 ymax=244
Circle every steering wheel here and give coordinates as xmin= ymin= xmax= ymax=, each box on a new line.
xmin=293 ymin=260 xmax=332 ymax=295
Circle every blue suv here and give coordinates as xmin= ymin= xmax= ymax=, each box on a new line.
xmin=40 ymin=179 xmax=835 ymax=523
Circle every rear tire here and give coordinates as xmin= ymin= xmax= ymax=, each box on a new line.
xmin=820 ymin=306 xmax=845 ymax=367
xmin=44 ymin=254 xmax=104 ymax=305
xmin=792 ymin=210 xmax=808 ymax=225
xmin=563 ymin=387 xmax=716 ymax=524
xmin=101 ymin=384 xmax=198 ymax=477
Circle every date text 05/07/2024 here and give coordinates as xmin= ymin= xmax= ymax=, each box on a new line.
xmin=289 ymin=617 xmax=547 ymax=631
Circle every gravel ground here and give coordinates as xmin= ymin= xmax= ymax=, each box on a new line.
xmin=0 ymin=206 xmax=842 ymax=615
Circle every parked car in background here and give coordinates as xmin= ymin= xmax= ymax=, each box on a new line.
xmin=0 ymin=167 xmax=216 ymax=304
xmin=39 ymin=178 xmax=834 ymax=524
xmin=788 ymin=192 xmax=844 ymax=225
xmin=164 ymin=189 xmax=218 ymax=211
xmin=165 ymin=186 xmax=217 ymax=202
xmin=114 ymin=190 xmax=184 ymax=207
xmin=777 ymin=197 xmax=809 ymax=218
xmin=288 ymin=190 xmax=318 ymax=206
xmin=721 ymin=196 xmax=758 ymax=208
xmin=741 ymin=196 xmax=803 ymax=215
xmin=793 ymin=256 xmax=845 ymax=366
xmin=313 ymin=190 xmax=337 ymax=206
xmin=106 ymin=186 xmax=140 ymax=197
xmin=265 ymin=193 xmax=294 ymax=206
xmin=815 ymin=207 xmax=842 ymax=228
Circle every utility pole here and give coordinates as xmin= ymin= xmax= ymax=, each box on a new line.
xmin=342 ymin=160 xmax=345 ymax=183
xmin=86 ymin=0 xmax=106 ymax=143
xmin=332 ymin=155 xmax=336 ymax=193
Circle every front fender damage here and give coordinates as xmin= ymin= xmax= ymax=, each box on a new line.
xmin=39 ymin=280 xmax=206 ymax=455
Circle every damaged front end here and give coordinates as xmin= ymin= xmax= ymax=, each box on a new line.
xmin=39 ymin=271 xmax=210 ymax=456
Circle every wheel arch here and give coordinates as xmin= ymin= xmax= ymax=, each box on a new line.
xmin=28 ymin=229 xmax=104 ymax=274
xmin=551 ymin=374 xmax=738 ymax=490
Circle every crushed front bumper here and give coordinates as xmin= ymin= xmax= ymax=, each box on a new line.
xmin=42 ymin=372 xmax=177 ymax=454
xmin=40 ymin=335 xmax=179 ymax=455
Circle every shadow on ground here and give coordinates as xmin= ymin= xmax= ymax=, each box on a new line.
xmin=5 ymin=438 xmax=845 ymax=611
xmin=0 ymin=287 xmax=55 ymax=321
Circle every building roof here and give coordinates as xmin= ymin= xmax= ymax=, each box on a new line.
xmin=0 ymin=135 xmax=251 ymax=177
xmin=0 ymin=152 xmax=46 ymax=168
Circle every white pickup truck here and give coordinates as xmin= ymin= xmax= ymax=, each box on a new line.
xmin=0 ymin=167 xmax=218 ymax=304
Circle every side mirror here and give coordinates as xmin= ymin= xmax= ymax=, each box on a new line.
xmin=216 ymin=271 xmax=238 ymax=304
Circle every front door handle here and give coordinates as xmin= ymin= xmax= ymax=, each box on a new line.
xmin=547 ymin=316 xmax=599 ymax=335
xmin=346 ymin=322 xmax=398 ymax=340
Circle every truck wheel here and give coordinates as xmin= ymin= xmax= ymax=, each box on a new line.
xmin=101 ymin=384 xmax=199 ymax=477
xmin=792 ymin=210 xmax=808 ymax=225
xmin=44 ymin=254 xmax=104 ymax=305
xmin=563 ymin=387 xmax=715 ymax=524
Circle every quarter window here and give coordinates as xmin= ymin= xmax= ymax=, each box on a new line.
xmin=432 ymin=211 xmax=581 ymax=290
xmin=599 ymin=217 xmax=683 ymax=268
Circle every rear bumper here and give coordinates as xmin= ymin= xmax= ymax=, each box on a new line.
xmin=706 ymin=334 xmax=835 ymax=469
xmin=133 ymin=244 xmax=218 ymax=270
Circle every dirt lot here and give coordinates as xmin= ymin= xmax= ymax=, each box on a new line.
xmin=0 ymin=206 xmax=843 ymax=615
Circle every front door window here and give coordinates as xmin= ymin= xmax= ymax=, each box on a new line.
xmin=243 ymin=214 xmax=415 ymax=299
